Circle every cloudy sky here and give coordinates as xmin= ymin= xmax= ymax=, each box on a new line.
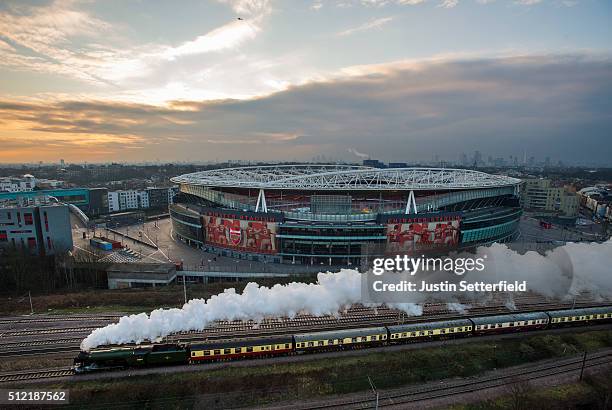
xmin=0 ymin=0 xmax=611 ymax=165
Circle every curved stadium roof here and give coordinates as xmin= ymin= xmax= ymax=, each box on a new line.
xmin=171 ymin=165 xmax=521 ymax=191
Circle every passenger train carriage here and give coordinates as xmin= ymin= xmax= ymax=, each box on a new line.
xmin=294 ymin=327 xmax=387 ymax=352
xmin=189 ymin=336 xmax=293 ymax=362
xmin=546 ymin=306 xmax=612 ymax=326
xmin=471 ymin=312 xmax=549 ymax=335
xmin=387 ymin=319 xmax=472 ymax=342
xmin=74 ymin=306 xmax=612 ymax=373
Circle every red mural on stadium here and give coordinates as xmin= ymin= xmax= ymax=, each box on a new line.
xmin=203 ymin=215 xmax=278 ymax=254
xmin=386 ymin=214 xmax=461 ymax=254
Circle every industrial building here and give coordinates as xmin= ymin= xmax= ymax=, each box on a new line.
xmin=0 ymin=199 xmax=73 ymax=256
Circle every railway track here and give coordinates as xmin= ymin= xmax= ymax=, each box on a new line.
xmin=302 ymin=351 xmax=612 ymax=409
xmin=0 ymin=368 xmax=74 ymax=383
xmin=1 ymin=300 xmax=610 ymax=357
xmin=0 ymin=315 xmax=122 ymax=327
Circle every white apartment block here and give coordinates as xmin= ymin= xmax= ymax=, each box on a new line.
xmin=0 ymin=174 xmax=36 ymax=193
xmin=107 ymin=190 xmax=150 ymax=212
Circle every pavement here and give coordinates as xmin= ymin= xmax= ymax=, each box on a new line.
xmin=71 ymin=217 xmax=326 ymax=274
xmin=517 ymin=213 xmax=608 ymax=244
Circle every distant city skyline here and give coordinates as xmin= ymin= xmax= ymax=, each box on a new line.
xmin=1 ymin=0 xmax=611 ymax=164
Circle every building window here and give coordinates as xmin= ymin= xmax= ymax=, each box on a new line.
xmin=0 ymin=231 xmax=7 ymax=242
xmin=24 ymin=213 xmax=33 ymax=225
xmin=27 ymin=237 xmax=37 ymax=248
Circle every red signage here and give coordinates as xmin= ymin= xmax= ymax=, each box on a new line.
xmin=203 ymin=215 xmax=278 ymax=254
xmin=386 ymin=216 xmax=460 ymax=254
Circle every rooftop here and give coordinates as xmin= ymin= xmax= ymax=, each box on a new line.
xmin=171 ymin=165 xmax=522 ymax=191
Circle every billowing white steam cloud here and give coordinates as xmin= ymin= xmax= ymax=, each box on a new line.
xmin=81 ymin=270 xmax=421 ymax=350
xmin=82 ymin=239 xmax=612 ymax=350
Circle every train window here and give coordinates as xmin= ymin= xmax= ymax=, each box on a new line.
xmin=285 ymin=343 xmax=290 ymax=349
xmin=191 ymin=352 xmax=196 ymax=357
xmin=214 ymin=349 xmax=221 ymax=355
xmin=509 ymin=323 xmax=514 ymax=327
xmin=411 ymin=332 xmax=416 ymax=337
xmin=247 ymin=347 xmax=253 ymax=352
xmin=224 ymin=349 xmax=231 ymax=354
xmin=352 ymin=338 xmax=357 ymax=343
xmin=308 ymin=342 xmax=314 ymax=347
xmin=372 ymin=335 xmax=377 ymax=341
xmin=402 ymin=333 xmax=407 ymax=337
xmin=318 ymin=341 xmax=324 ymax=346
xmin=202 ymin=351 xmax=210 ymax=356
xmin=440 ymin=329 xmax=445 ymax=334
xmin=236 ymin=347 xmax=242 ymax=353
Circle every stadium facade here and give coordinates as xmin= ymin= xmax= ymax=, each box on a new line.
xmin=170 ymin=166 xmax=522 ymax=266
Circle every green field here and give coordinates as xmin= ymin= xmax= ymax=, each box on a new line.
xmin=26 ymin=329 xmax=612 ymax=409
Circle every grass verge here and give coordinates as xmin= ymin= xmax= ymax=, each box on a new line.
xmin=18 ymin=329 xmax=612 ymax=409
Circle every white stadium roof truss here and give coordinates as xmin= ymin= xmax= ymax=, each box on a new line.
xmin=171 ymin=165 xmax=521 ymax=191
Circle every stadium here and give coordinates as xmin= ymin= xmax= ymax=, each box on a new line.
xmin=169 ymin=165 xmax=522 ymax=266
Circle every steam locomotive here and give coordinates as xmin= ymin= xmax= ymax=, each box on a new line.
xmin=73 ymin=306 xmax=612 ymax=373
